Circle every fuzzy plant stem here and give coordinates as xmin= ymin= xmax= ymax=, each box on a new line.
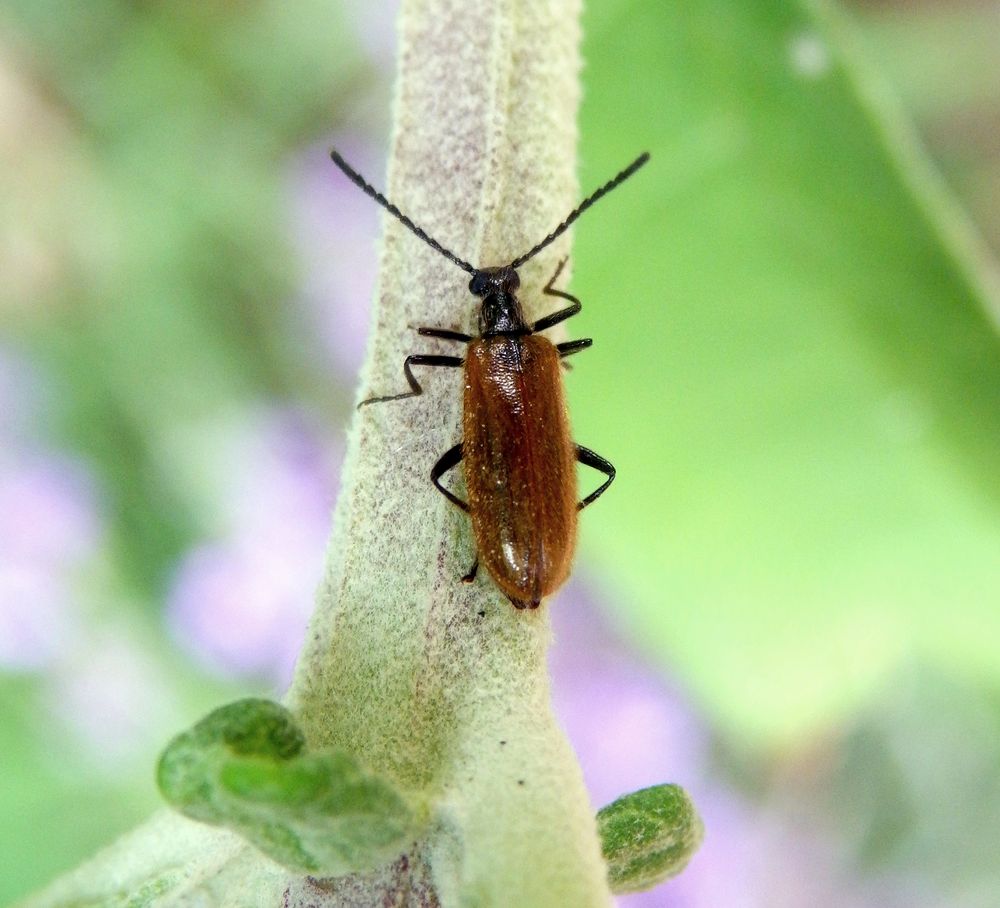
xmin=282 ymin=0 xmax=612 ymax=902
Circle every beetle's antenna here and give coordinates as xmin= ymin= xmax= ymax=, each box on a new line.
xmin=509 ymin=152 xmax=650 ymax=270
xmin=330 ymin=149 xmax=477 ymax=276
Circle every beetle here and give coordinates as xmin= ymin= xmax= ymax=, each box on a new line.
xmin=331 ymin=149 xmax=649 ymax=609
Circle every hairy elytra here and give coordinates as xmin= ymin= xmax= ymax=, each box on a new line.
xmin=332 ymin=150 xmax=649 ymax=609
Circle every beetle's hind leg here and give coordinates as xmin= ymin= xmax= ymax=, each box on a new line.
xmin=358 ymin=354 xmax=463 ymax=408
xmin=430 ymin=447 xmax=484 ymax=588
xmin=576 ymin=445 xmax=616 ymax=509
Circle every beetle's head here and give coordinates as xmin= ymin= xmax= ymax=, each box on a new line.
xmin=469 ymin=266 xmax=520 ymax=298
xmin=470 ymin=266 xmax=527 ymax=336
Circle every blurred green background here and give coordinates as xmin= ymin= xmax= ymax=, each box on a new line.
xmin=1 ymin=0 xmax=998 ymax=904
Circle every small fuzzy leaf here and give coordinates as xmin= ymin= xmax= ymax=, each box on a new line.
xmin=157 ymin=699 xmax=417 ymax=875
xmin=597 ymin=784 xmax=703 ymax=895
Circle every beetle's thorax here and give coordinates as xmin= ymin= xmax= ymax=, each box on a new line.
xmin=469 ymin=265 xmax=529 ymax=337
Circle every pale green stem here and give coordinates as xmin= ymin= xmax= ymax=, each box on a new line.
xmin=286 ymin=0 xmax=611 ymax=901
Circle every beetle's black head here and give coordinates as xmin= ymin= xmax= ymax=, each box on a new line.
xmin=469 ymin=266 xmax=528 ymax=336
xmin=469 ymin=265 xmax=520 ymax=297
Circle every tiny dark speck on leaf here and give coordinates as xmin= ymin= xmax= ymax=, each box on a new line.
xmin=518 ymin=780 xmax=525 ymax=786
xmin=477 ymin=611 xmax=486 ymax=618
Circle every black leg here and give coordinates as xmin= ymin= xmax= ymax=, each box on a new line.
xmin=576 ymin=444 xmax=615 ymax=510
xmin=544 ymin=257 xmax=571 ymax=295
xmin=415 ymin=326 xmax=473 ymax=343
xmin=533 ymin=257 xmax=582 ymax=333
xmin=431 ymin=443 xmax=468 ymax=511
xmin=557 ymin=338 xmax=592 ymax=359
xmin=461 ymin=558 xmax=479 ymax=583
xmin=358 ymin=354 xmax=463 ymax=408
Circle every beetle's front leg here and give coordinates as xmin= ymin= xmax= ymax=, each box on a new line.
xmin=358 ymin=354 xmax=463 ymax=408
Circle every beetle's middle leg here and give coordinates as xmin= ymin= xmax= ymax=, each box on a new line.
xmin=431 ymin=442 xmax=468 ymax=512
xmin=576 ymin=444 xmax=616 ymax=509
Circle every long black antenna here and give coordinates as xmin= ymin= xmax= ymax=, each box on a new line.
xmin=509 ymin=152 xmax=650 ymax=269
xmin=330 ymin=149 xmax=477 ymax=276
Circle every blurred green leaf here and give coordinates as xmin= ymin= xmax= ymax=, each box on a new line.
xmin=830 ymin=668 xmax=1000 ymax=889
xmin=570 ymin=0 xmax=1000 ymax=743
xmin=0 ymin=686 xmax=158 ymax=906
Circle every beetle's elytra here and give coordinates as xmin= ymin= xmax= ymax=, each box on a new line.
xmin=331 ymin=149 xmax=649 ymax=609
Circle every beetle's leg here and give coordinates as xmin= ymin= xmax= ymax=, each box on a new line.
xmin=431 ymin=442 xmax=469 ymax=512
xmin=557 ymin=338 xmax=592 ymax=359
xmin=461 ymin=558 xmax=479 ymax=584
xmin=576 ymin=444 xmax=616 ymax=510
xmin=533 ymin=257 xmax=582 ymax=332
xmin=358 ymin=354 xmax=463 ymax=408
xmin=544 ymin=256 xmax=570 ymax=293
xmin=414 ymin=326 xmax=473 ymax=343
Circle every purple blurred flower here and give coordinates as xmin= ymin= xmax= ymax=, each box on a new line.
xmin=550 ymin=579 xmax=894 ymax=908
xmin=46 ymin=630 xmax=177 ymax=767
xmin=0 ymin=454 xmax=98 ymax=671
xmin=0 ymin=566 xmax=76 ymax=670
xmin=0 ymin=346 xmax=101 ymax=672
xmin=349 ymin=0 xmax=401 ymax=67
xmin=169 ymin=539 xmax=318 ymax=682
xmin=167 ymin=405 xmax=341 ymax=687
xmin=550 ymin=579 xmax=708 ymax=807
xmin=288 ymin=137 xmax=384 ymax=381
xmin=0 ymin=452 xmax=100 ymax=570
xmin=0 ymin=346 xmax=177 ymax=765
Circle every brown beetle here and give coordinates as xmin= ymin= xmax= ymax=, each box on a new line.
xmin=332 ymin=150 xmax=649 ymax=608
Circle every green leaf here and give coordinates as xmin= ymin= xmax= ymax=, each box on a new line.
xmin=571 ymin=0 xmax=1000 ymax=744
xmin=597 ymin=784 xmax=703 ymax=895
xmin=156 ymin=699 xmax=417 ymax=875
